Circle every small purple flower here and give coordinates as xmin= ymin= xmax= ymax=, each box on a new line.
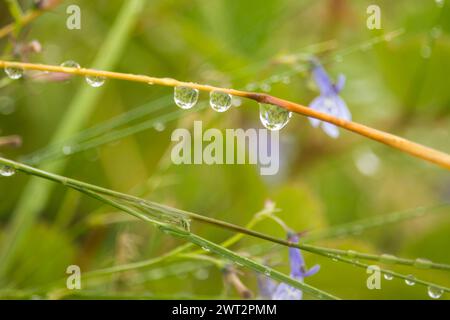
xmin=258 ymin=233 xmax=320 ymax=300
xmin=308 ymin=58 xmax=351 ymax=138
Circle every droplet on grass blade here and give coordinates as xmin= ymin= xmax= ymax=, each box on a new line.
xmin=383 ymin=273 xmax=393 ymax=281
xmin=413 ymin=258 xmax=432 ymax=269
xmin=209 ymin=91 xmax=232 ymax=112
xmin=0 ymin=165 xmax=16 ymax=177
xmin=174 ymin=86 xmax=199 ymax=109
xmin=4 ymin=67 xmax=24 ymax=80
xmin=427 ymin=286 xmax=443 ymax=299
xmin=60 ymin=60 xmax=81 ymax=69
xmin=259 ymin=103 xmax=292 ymax=131
xmin=405 ymin=275 xmax=416 ymax=286
xmin=85 ymin=75 xmax=106 ymax=87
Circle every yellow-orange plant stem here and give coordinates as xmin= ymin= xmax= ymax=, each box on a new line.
xmin=1 ymin=59 xmax=449 ymax=170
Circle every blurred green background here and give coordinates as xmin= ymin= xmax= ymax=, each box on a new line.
xmin=0 ymin=0 xmax=449 ymax=299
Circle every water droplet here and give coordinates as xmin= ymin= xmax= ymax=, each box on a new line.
xmin=209 ymin=91 xmax=232 ymax=112
xmin=347 ymin=250 xmax=357 ymax=258
xmin=85 ymin=75 xmax=106 ymax=87
xmin=414 ymin=258 xmax=432 ymax=269
xmin=153 ymin=122 xmax=166 ymax=132
xmin=0 ymin=165 xmax=16 ymax=177
xmin=435 ymin=0 xmax=445 ymax=8
xmin=383 ymin=273 xmax=393 ymax=281
xmin=60 ymin=60 xmax=81 ymax=69
xmin=4 ymin=67 xmax=24 ymax=80
xmin=261 ymin=83 xmax=272 ymax=92
xmin=428 ymin=286 xmax=443 ymax=299
xmin=232 ymin=97 xmax=242 ymax=107
xmin=380 ymin=254 xmax=397 ymax=264
xmin=264 ymin=269 xmax=271 ymax=276
xmin=62 ymin=145 xmax=74 ymax=155
xmin=194 ymin=268 xmax=209 ymax=280
xmin=431 ymin=27 xmax=442 ymax=39
xmin=201 ymin=246 xmax=210 ymax=252
xmin=405 ymin=275 xmax=416 ymax=286
xmin=174 ymin=86 xmax=199 ymax=109
xmin=259 ymin=103 xmax=292 ymax=131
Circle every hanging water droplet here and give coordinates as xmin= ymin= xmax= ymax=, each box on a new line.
xmin=431 ymin=27 xmax=442 ymax=39
xmin=60 ymin=60 xmax=81 ymax=69
xmin=435 ymin=0 xmax=445 ymax=8
xmin=414 ymin=258 xmax=432 ymax=269
xmin=383 ymin=273 xmax=393 ymax=281
xmin=232 ymin=97 xmax=242 ymax=107
xmin=174 ymin=86 xmax=199 ymax=109
xmin=261 ymin=83 xmax=272 ymax=92
xmin=259 ymin=103 xmax=292 ymax=131
xmin=427 ymin=286 xmax=443 ymax=299
xmin=4 ymin=66 xmax=24 ymax=80
xmin=0 ymin=165 xmax=16 ymax=177
xmin=405 ymin=275 xmax=416 ymax=286
xmin=85 ymin=75 xmax=106 ymax=87
xmin=380 ymin=253 xmax=397 ymax=264
xmin=264 ymin=269 xmax=271 ymax=276
xmin=209 ymin=91 xmax=232 ymax=112
xmin=201 ymin=246 xmax=211 ymax=252
xmin=194 ymin=268 xmax=209 ymax=280
xmin=62 ymin=145 xmax=73 ymax=155
xmin=347 ymin=250 xmax=357 ymax=258
xmin=153 ymin=122 xmax=166 ymax=132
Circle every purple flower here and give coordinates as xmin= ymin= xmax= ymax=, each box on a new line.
xmin=258 ymin=233 xmax=320 ymax=300
xmin=308 ymin=58 xmax=351 ymax=138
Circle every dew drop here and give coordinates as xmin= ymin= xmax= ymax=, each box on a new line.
xmin=414 ymin=258 xmax=432 ymax=269
xmin=232 ymin=97 xmax=242 ymax=107
xmin=261 ymin=83 xmax=272 ymax=92
xmin=0 ymin=165 xmax=16 ymax=177
xmin=201 ymin=246 xmax=211 ymax=252
xmin=264 ymin=269 xmax=271 ymax=276
xmin=431 ymin=27 xmax=442 ymax=39
xmin=194 ymin=268 xmax=209 ymax=280
xmin=153 ymin=122 xmax=166 ymax=132
xmin=85 ymin=75 xmax=106 ymax=87
xmin=347 ymin=250 xmax=357 ymax=258
xmin=62 ymin=145 xmax=73 ymax=155
xmin=259 ymin=103 xmax=292 ymax=131
xmin=209 ymin=91 xmax=232 ymax=112
xmin=383 ymin=273 xmax=393 ymax=281
xmin=435 ymin=0 xmax=445 ymax=8
xmin=60 ymin=60 xmax=81 ymax=69
xmin=405 ymin=275 xmax=416 ymax=286
xmin=380 ymin=253 xmax=397 ymax=264
xmin=427 ymin=286 xmax=443 ymax=299
xmin=4 ymin=66 xmax=24 ymax=80
xmin=174 ymin=86 xmax=199 ymax=109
